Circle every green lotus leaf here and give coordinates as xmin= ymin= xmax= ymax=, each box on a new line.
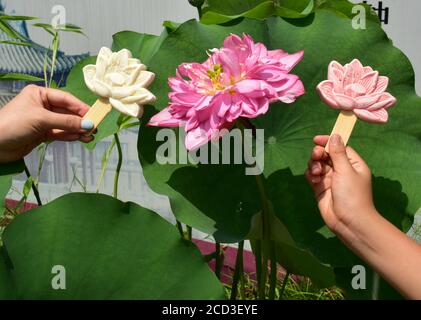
xmin=0 ymin=193 xmax=224 ymax=299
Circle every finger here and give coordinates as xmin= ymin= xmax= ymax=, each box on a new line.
xmin=328 ymin=134 xmax=353 ymax=173
xmin=346 ymin=146 xmax=366 ymax=165
xmin=47 ymin=131 xmax=81 ymax=142
xmin=308 ymin=160 xmax=322 ymax=175
xmin=320 ymin=162 xmax=332 ymax=175
xmin=41 ymin=87 xmax=90 ymax=116
xmin=313 ymin=135 xmax=330 ymax=147
xmin=42 ymin=110 xmax=94 ymax=133
xmin=50 ymin=107 xmax=88 ymax=117
xmin=79 ymin=135 xmax=94 ymax=143
xmin=346 ymin=146 xmax=370 ymax=175
xmin=312 ymin=146 xmax=329 ymax=161
xmin=305 ymin=170 xmax=320 ymax=186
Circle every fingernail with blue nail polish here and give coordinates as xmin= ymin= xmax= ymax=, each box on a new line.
xmin=81 ymin=119 xmax=94 ymax=130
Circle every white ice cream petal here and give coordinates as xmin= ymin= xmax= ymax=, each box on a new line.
xmin=111 ymin=86 xmax=138 ymax=99
xmin=109 ymin=98 xmax=143 ymax=118
xmin=82 ymin=65 xmax=96 ymax=92
xmin=83 ymin=47 xmax=156 ymax=117
xmin=134 ymin=71 xmax=155 ymax=88
xmin=98 ymin=47 xmax=112 ymax=59
xmin=93 ymin=79 xmax=112 ymax=97
xmin=121 ymin=88 xmax=156 ymax=104
xmin=106 ymin=72 xmax=128 ymax=86
xmin=127 ymin=65 xmax=142 ymax=85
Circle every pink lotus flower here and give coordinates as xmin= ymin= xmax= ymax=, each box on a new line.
xmin=317 ymin=59 xmax=396 ymax=123
xmin=148 ymin=34 xmax=305 ymax=150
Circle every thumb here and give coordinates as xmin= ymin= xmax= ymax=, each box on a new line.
xmin=328 ymin=134 xmax=353 ymax=173
xmin=43 ymin=111 xmax=94 ymax=132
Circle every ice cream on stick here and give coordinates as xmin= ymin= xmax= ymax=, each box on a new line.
xmin=317 ymin=59 xmax=397 ymax=153
xmin=82 ymin=47 xmax=156 ymax=135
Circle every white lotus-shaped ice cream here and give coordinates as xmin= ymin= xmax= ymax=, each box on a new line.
xmin=83 ymin=47 xmax=156 ymax=118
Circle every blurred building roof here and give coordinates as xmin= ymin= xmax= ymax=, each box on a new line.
xmin=0 ymin=10 xmax=87 ymax=77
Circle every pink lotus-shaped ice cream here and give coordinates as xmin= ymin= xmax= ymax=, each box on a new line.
xmin=317 ymin=59 xmax=396 ymax=123
xmin=148 ymin=34 xmax=305 ymax=150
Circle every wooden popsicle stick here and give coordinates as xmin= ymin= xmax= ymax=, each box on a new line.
xmin=82 ymin=98 xmax=112 ymax=136
xmin=325 ymin=110 xmax=358 ymax=153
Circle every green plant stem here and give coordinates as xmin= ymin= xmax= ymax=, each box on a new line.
xmin=197 ymin=6 xmax=202 ymax=19
xmin=176 ymin=220 xmax=185 ymax=238
xmin=113 ymin=133 xmax=123 ymax=198
xmin=254 ymin=240 xmax=263 ymax=298
xmin=96 ymin=139 xmax=116 ymax=192
xmin=187 ymin=225 xmax=192 ymax=240
xmin=269 ymin=244 xmax=277 ymax=300
xmin=215 ymin=242 xmax=222 ymax=280
xmin=230 ymin=241 xmax=244 ymax=300
xmin=255 ymin=174 xmax=272 ymax=299
xmin=279 ymin=271 xmax=290 ymax=300
xmin=49 ymin=32 xmax=59 ymax=87
xmin=24 ymin=163 xmax=42 ymax=206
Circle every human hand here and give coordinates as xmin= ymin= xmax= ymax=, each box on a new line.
xmin=305 ymin=134 xmax=379 ymax=236
xmin=0 ymin=85 xmax=95 ymax=163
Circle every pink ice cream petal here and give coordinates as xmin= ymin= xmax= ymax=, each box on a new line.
xmin=374 ymin=76 xmax=389 ymax=94
xmin=359 ymin=71 xmax=379 ymax=94
xmin=344 ymin=59 xmax=364 ymax=86
xmin=319 ymin=59 xmax=396 ymax=123
xmin=278 ymin=50 xmax=304 ymax=72
xmin=328 ymin=61 xmax=345 ymax=80
xmin=353 ymin=108 xmax=388 ymax=123
xmin=367 ymin=92 xmax=397 ymax=111
xmin=333 ymin=93 xmax=355 ymax=110
xmin=363 ymin=66 xmax=373 ymax=73
xmin=317 ymin=80 xmax=339 ymax=109
xmin=355 ymin=94 xmax=381 ymax=109
xmin=328 ymin=61 xmax=346 ymax=93
xmin=148 ymin=108 xmax=182 ymax=127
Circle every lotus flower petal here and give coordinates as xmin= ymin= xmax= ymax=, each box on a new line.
xmin=148 ymin=34 xmax=305 ymax=150
xmin=149 ymin=108 xmax=182 ymax=127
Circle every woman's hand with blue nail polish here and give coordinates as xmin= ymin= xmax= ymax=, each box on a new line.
xmin=0 ymin=85 xmax=94 ymax=163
